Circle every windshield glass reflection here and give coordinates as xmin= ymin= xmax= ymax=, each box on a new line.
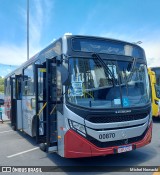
xmin=67 ymin=57 xmax=150 ymax=109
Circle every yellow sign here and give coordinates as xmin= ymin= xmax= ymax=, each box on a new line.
xmin=40 ymin=68 xmax=46 ymax=72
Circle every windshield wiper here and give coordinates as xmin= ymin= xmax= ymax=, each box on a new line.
xmin=123 ymin=68 xmax=129 ymax=96
xmin=127 ymin=57 xmax=136 ymax=83
xmin=92 ymin=53 xmax=116 ymax=86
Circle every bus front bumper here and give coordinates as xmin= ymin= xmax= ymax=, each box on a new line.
xmin=64 ymin=123 xmax=152 ymax=158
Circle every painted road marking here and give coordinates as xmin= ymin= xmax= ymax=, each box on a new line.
xmin=7 ymin=147 xmax=39 ymax=158
xmin=0 ymin=130 xmax=13 ymax=134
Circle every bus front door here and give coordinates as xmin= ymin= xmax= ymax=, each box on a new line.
xmin=46 ymin=59 xmax=58 ymax=152
xmin=35 ymin=64 xmax=47 ymax=144
xmin=35 ymin=59 xmax=58 ymax=152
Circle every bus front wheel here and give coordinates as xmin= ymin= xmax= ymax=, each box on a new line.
xmin=39 ymin=143 xmax=47 ymax=152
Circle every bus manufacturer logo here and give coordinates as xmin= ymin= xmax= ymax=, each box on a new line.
xmin=115 ymin=110 xmax=131 ymax=114
xmin=124 ymin=139 xmax=129 ymax=145
xmin=121 ymin=131 xmax=127 ymax=138
xmin=99 ymin=133 xmax=115 ymax=140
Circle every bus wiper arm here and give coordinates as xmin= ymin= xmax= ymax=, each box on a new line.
xmin=92 ymin=53 xmax=116 ymax=86
xmin=127 ymin=57 xmax=136 ymax=83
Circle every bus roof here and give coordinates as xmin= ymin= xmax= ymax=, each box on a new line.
xmin=5 ymin=34 xmax=145 ymax=79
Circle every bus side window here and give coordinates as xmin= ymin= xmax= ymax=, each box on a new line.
xmin=24 ymin=79 xmax=28 ymax=95
xmin=23 ymin=64 xmax=34 ymax=96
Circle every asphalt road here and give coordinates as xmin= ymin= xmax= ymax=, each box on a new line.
xmin=0 ymin=119 xmax=160 ymax=175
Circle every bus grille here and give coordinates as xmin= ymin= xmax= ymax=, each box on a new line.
xmin=87 ymin=128 xmax=148 ymax=148
xmin=87 ymin=113 xmax=148 ymax=123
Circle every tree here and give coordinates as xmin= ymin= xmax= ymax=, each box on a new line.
xmin=0 ymin=77 xmax=4 ymax=93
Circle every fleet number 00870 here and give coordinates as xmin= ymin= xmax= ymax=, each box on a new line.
xmin=99 ymin=133 xmax=115 ymax=139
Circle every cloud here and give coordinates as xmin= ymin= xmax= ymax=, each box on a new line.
xmin=142 ymin=40 xmax=160 ymax=67
xmin=29 ymin=0 xmax=43 ymax=46
xmin=78 ymin=5 xmax=160 ymax=68
xmin=78 ymin=5 xmax=99 ymax=36
xmin=0 ymin=44 xmax=26 ymax=65
xmin=0 ymin=43 xmax=40 ymax=65
xmin=29 ymin=0 xmax=54 ymax=47
xmin=0 ymin=0 xmax=54 ymax=65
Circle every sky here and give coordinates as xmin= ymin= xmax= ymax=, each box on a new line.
xmin=0 ymin=0 xmax=160 ymax=67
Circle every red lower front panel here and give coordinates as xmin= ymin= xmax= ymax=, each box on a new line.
xmin=64 ymin=123 xmax=152 ymax=158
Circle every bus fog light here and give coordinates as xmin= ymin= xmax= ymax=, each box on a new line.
xmin=69 ymin=120 xmax=86 ymax=136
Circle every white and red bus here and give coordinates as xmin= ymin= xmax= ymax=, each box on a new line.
xmin=4 ymin=34 xmax=152 ymax=158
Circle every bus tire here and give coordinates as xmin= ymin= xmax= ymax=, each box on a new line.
xmin=39 ymin=143 xmax=47 ymax=152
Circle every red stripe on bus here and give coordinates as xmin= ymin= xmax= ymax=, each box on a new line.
xmin=64 ymin=123 xmax=152 ymax=158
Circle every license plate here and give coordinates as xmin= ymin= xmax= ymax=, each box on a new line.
xmin=118 ymin=145 xmax=132 ymax=153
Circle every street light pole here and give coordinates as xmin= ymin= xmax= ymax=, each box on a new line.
xmin=27 ymin=0 xmax=29 ymax=60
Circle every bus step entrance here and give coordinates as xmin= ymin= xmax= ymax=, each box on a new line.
xmin=48 ymin=146 xmax=58 ymax=153
xmin=38 ymin=136 xmax=46 ymax=143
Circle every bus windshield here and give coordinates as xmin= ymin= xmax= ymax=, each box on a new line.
xmin=67 ymin=57 xmax=150 ymax=109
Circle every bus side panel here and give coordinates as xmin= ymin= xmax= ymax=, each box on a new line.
xmin=149 ymin=68 xmax=160 ymax=117
xmin=4 ymin=96 xmax=11 ymax=120
xmin=57 ymin=111 xmax=65 ymax=157
xmin=152 ymin=101 xmax=159 ymax=117
xmin=152 ymin=87 xmax=160 ymax=116
xmin=4 ymin=78 xmax=11 ymax=120
xmin=16 ymin=100 xmax=22 ymax=130
xmin=151 ymin=84 xmax=159 ymax=117
xmin=22 ymin=96 xmax=36 ymax=136
xmin=57 ymin=103 xmax=85 ymax=157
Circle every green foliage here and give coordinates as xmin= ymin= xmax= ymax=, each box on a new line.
xmin=0 ymin=77 xmax=4 ymax=93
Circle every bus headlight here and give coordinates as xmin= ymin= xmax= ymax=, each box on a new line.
xmin=68 ymin=120 xmax=86 ymax=137
xmin=154 ymin=100 xmax=159 ymax=105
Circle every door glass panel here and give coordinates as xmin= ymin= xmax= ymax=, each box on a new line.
xmin=11 ymin=77 xmax=16 ymax=100
xmin=38 ymin=68 xmax=46 ymax=101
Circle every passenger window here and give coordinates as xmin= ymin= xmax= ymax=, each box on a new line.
xmin=23 ymin=65 xmax=34 ymax=96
